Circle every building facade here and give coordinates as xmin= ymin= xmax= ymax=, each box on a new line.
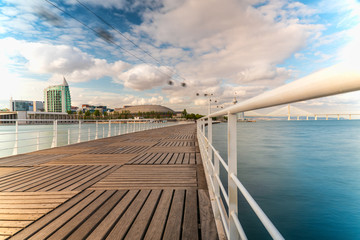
xmin=10 ymin=99 xmax=44 ymax=112
xmin=44 ymin=78 xmax=71 ymax=113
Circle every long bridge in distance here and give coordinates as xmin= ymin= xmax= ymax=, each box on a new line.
xmin=245 ymin=105 xmax=360 ymax=120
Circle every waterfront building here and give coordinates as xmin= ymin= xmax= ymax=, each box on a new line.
xmin=9 ymin=98 xmax=44 ymax=112
xmin=115 ymin=105 xmax=174 ymax=114
xmin=81 ymin=104 xmax=108 ymax=114
xmin=44 ymin=78 xmax=71 ymax=113
xmin=115 ymin=105 xmax=175 ymax=118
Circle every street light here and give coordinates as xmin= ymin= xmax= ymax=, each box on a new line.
xmin=196 ymin=92 xmax=214 ymax=115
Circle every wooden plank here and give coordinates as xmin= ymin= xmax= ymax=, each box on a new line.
xmin=198 ymin=190 xmax=218 ymax=240
xmin=106 ymin=190 xmax=151 ymax=239
xmin=36 ymin=165 xmax=105 ymax=191
xmin=0 ymin=168 xmax=24 ymax=177
xmin=4 ymin=165 xmax=84 ymax=192
xmin=86 ymin=190 xmax=139 ymax=240
xmin=26 ymin=191 xmax=104 ymax=240
xmin=0 ymin=214 xmax=43 ymax=221
xmin=160 ymin=152 xmax=173 ymax=164
xmin=67 ymin=190 xmax=127 ymax=240
xmin=0 ymin=209 xmax=52 ymax=214
xmin=0 ymin=166 xmax=70 ymax=191
xmin=182 ymin=190 xmax=199 ymax=240
xmin=0 ymin=204 xmax=59 ymax=209
xmin=146 ymin=153 xmax=161 ymax=165
xmin=0 ymin=221 xmax=32 ymax=228
xmin=0 ymin=199 xmax=67 ymax=204
xmin=175 ymin=153 xmax=185 ymax=164
xmin=153 ymin=153 xmax=168 ymax=165
xmin=144 ymin=190 xmax=173 ymax=240
xmin=162 ymin=190 xmax=185 ymax=240
xmin=10 ymin=190 xmax=94 ymax=240
xmin=0 ymin=235 xmax=11 ymax=240
xmin=168 ymin=153 xmax=178 ymax=164
xmin=197 ymin=163 xmax=208 ymax=190
xmin=47 ymin=191 xmax=116 ymax=240
xmin=72 ymin=165 xmax=121 ymax=191
xmin=124 ymin=190 xmax=161 ymax=239
xmin=42 ymin=154 xmax=136 ymax=165
xmin=0 ymin=166 xmax=66 ymax=190
xmin=24 ymin=165 xmax=97 ymax=192
xmin=0 ymin=228 xmax=22 ymax=235
xmin=190 ymin=152 xmax=196 ymax=164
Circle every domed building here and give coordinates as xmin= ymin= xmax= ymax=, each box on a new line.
xmin=115 ymin=105 xmax=174 ymax=114
xmin=114 ymin=105 xmax=175 ymax=118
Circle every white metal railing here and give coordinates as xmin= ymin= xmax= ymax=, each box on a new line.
xmin=0 ymin=119 xmax=177 ymax=158
xmin=197 ymin=64 xmax=360 ymax=239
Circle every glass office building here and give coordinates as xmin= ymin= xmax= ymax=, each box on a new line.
xmin=44 ymin=78 xmax=71 ymax=113
xmin=10 ymin=99 xmax=44 ymax=112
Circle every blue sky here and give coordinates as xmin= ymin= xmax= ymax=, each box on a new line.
xmin=0 ymin=0 xmax=360 ymax=114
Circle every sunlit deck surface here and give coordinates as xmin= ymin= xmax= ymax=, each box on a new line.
xmin=0 ymin=124 xmax=218 ymax=240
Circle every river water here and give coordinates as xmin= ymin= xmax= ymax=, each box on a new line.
xmin=212 ymin=120 xmax=360 ymax=239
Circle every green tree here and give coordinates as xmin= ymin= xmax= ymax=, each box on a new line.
xmin=182 ymin=109 xmax=187 ymax=118
xmin=67 ymin=110 xmax=72 ymax=114
xmin=94 ymin=110 xmax=101 ymax=118
xmin=85 ymin=110 xmax=91 ymax=118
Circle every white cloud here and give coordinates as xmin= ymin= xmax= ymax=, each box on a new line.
xmin=115 ymin=64 xmax=173 ymax=91
xmin=134 ymin=0 xmax=322 ymax=92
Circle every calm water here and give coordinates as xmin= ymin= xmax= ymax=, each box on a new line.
xmin=212 ymin=120 xmax=360 ymax=240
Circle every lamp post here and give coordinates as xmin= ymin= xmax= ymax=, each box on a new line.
xmin=196 ymin=93 xmax=214 ymax=115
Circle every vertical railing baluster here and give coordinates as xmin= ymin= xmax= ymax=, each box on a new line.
xmin=13 ymin=121 xmax=19 ymax=155
xmin=68 ymin=129 xmax=70 ymax=145
xmin=108 ymin=120 xmax=111 ymax=137
xmin=208 ymin=117 xmax=213 ymax=164
xmin=51 ymin=120 xmax=57 ymax=148
xmin=88 ymin=127 xmax=90 ymax=141
xmin=95 ymin=121 xmax=98 ymax=139
xmin=37 ymin=132 xmax=40 ymax=151
xmin=78 ymin=120 xmax=82 ymax=143
xmin=118 ymin=121 xmax=121 ymax=135
xmin=228 ymin=113 xmax=239 ymax=240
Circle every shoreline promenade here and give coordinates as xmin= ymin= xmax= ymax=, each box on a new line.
xmin=0 ymin=124 xmax=218 ymax=240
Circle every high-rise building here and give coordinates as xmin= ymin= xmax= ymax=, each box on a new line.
xmin=44 ymin=78 xmax=71 ymax=113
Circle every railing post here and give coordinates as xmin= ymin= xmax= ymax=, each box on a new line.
xmin=118 ymin=121 xmax=121 ymax=135
xmin=88 ymin=127 xmax=90 ymax=141
xmin=13 ymin=121 xmax=18 ymax=155
xmin=208 ymin=117 xmax=213 ymax=165
xmin=51 ymin=120 xmax=57 ymax=148
xmin=37 ymin=132 xmax=40 ymax=151
xmin=78 ymin=120 xmax=82 ymax=143
xmin=127 ymin=121 xmax=129 ymax=133
xmin=228 ymin=113 xmax=239 ymax=240
xmin=95 ymin=121 xmax=98 ymax=139
xmin=103 ymin=126 xmax=105 ymax=138
xmin=68 ymin=129 xmax=70 ymax=145
xmin=108 ymin=120 xmax=111 ymax=137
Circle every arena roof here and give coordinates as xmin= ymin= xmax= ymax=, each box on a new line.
xmin=115 ymin=105 xmax=175 ymax=113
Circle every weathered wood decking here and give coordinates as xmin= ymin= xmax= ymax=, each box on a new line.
xmin=0 ymin=124 xmax=218 ymax=240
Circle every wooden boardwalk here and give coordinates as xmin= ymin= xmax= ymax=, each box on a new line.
xmin=0 ymin=124 xmax=218 ymax=240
